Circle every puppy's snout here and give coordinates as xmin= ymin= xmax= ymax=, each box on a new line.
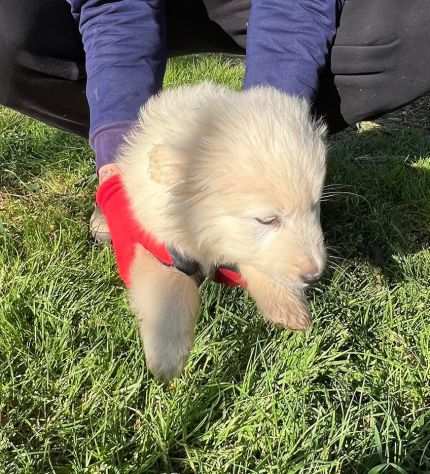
xmin=301 ymin=271 xmax=321 ymax=284
xmin=299 ymin=258 xmax=322 ymax=284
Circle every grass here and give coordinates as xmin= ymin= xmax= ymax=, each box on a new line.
xmin=0 ymin=55 xmax=429 ymax=473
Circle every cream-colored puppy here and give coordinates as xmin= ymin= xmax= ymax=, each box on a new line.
xmin=118 ymin=82 xmax=327 ymax=381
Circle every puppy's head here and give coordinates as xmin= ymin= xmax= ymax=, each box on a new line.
xmin=183 ymin=87 xmax=327 ymax=289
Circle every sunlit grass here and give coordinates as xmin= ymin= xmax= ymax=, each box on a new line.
xmin=1 ymin=56 xmax=429 ymax=473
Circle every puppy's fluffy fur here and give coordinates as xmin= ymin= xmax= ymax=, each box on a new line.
xmin=118 ymin=82 xmax=327 ymax=380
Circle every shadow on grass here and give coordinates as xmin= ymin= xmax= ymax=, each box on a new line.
xmin=346 ymin=416 xmax=430 ymax=474
xmin=322 ymin=126 xmax=430 ymax=284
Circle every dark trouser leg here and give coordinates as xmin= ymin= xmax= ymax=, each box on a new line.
xmin=0 ymin=0 xmax=89 ymax=136
xmin=317 ymin=0 xmax=430 ymax=132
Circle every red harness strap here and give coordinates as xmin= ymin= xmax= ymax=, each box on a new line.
xmin=96 ymin=175 xmax=246 ymax=288
xmin=214 ymin=266 xmax=246 ymax=287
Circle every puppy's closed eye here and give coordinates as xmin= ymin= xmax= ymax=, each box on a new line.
xmin=255 ymin=216 xmax=281 ymax=226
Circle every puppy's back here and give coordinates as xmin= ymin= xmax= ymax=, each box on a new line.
xmin=120 ymin=81 xmax=231 ymax=167
xmin=117 ymin=82 xmax=233 ymax=249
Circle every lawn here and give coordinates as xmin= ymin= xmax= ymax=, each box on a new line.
xmin=0 ymin=56 xmax=429 ymax=474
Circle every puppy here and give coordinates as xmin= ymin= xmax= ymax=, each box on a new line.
xmin=117 ymin=82 xmax=327 ymax=381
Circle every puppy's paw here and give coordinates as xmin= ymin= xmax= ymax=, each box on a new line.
xmin=241 ymin=265 xmax=312 ymax=331
xmin=141 ymin=321 xmax=195 ymax=382
xmin=261 ymin=290 xmax=311 ymax=331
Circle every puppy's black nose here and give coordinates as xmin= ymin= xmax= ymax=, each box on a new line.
xmin=301 ymin=272 xmax=321 ymax=284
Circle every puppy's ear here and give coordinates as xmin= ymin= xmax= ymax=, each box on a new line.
xmin=148 ymin=144 xmax=187 ymax=186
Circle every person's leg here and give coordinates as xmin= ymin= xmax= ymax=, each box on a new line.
xmin=318 ymin=0 xmax=430 ymax=131
xmin=0 ymin=0 xmax=89 ymax=136
xmin=170 ymin=0 xmax=430 ymax=131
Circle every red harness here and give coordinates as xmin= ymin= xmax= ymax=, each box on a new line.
xmin=96 ymin=175 xmax=246 ymax=288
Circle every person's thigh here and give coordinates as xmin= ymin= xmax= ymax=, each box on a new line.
xmin=330 ymin=0 xmax=430 ymax=127
xmin=188 ymin=0 xmax=430 ymax=132
xmin=0 ymin=0 xmax=89 ymax=136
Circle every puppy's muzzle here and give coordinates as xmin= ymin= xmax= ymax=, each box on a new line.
xmin=301 ymin=270 xmax=322 ymax=285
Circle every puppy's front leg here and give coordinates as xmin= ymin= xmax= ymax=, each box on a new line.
xmin=240 ymin=265 xmax=311 ymax=330
xmin=128 ymin=245 xmax=200 ymax=381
